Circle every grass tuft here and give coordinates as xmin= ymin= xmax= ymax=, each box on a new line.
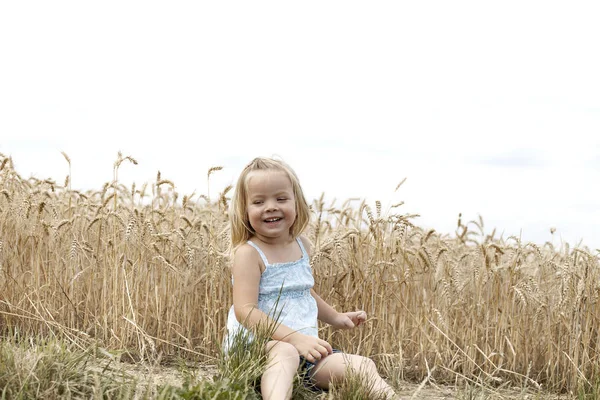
xmin=0 ymin=333 xmax=140 ymax=399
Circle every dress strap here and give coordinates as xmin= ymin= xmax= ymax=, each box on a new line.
xmin=247 ymin=240 xmax=270 ymax=266
xmin=296 ymin=237 xmax=309 ymax=259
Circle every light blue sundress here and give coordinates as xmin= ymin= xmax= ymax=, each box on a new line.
xmin=224 ymin=237 xmax=318 ymax=351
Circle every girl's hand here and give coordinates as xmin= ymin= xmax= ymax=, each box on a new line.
xmin=287 ymin=333 xmax=333 ymax=363
xmin=331 ymin=311 xmax=367 ymax=329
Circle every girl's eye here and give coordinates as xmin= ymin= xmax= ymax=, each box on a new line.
xmin=277 ymin=198 xmax=287 ymax=201
xmin=253 ymin=200 xmax=263 ymax=205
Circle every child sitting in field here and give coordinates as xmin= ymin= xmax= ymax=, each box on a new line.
xmin=224 ymin=157 xmax=397 ymax=400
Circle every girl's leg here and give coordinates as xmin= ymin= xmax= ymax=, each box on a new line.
xmin=311 ymin=353 xmax=396 ymax=398
xmin=261 ymin=340 xmax=300 ymax=400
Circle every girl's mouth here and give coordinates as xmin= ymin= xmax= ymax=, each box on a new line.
xmin=264 ymin=217 xmax=282 ymax=223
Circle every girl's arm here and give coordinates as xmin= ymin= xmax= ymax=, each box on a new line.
xmin=298 ymin=237 xmax=338 ymax=323
xmin=311 ymin=288 xmax=367 ymax=329
xmin=311 ymin=288 xmax=343 ymax=325
xmin=300 ymin=236 xmax=367 ymax=329
xmin=231 ymin=243 xmax=332 ymax=362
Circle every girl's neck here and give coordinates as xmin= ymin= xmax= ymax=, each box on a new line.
xmin=250 ymin=234 xmax=302 ymax=265
xmin=251 ymin=233 xmax=295 ymax=247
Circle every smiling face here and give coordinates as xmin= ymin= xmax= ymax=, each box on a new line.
xmin=245 ymin=169 xmax=297 ymax=243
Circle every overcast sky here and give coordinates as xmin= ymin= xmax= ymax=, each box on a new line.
xmin=1 ymin=1 xmax=599 ymax=251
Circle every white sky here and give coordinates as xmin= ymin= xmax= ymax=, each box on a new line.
xmin=1 ymin=1 xmax=599 ymax=250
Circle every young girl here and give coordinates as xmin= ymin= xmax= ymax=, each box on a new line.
xmin=225 ymin=157 xmax=397 ymax=400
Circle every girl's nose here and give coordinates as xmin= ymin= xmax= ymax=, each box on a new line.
xmin=265 ymin=201 xmax=278 ymax=212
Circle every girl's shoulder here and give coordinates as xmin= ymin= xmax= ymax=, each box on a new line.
xmin=232 ymin=242 xmax=265 ymax=273
xmin=298 ymin=235 xmax=313 ymax=256
xmin=233 ymin=241 xmax=257 ymax=256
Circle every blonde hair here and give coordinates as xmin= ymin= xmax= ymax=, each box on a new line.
xmin=230 ymin=157 xmax=311 ymax=248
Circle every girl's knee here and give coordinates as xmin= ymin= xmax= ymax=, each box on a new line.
xmin=312 ymin=354 xmax=389 ymax=393
xmin=349 ymin=355 xmax=378 ymax=374
xmin=266 ymin=340 xmax=300 ymax=367
xmin=360 ymin=356 xmax=377 ymax=369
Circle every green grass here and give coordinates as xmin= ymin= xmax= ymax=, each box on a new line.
xmin=157 ymin=378 xmax=260 ymax=400
xmin=576 ymin=377 xmax=600 ymax=400
xmin=0 ymin=315 xmax=387 ymax=399
xmin=2 ymin=330 xmax=575 ymax=399
xmin=0 ymin=333 xmax=141 ymax=399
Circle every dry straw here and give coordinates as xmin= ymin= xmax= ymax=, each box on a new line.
xmin=0 ymin=153 xmax=598 ymax=394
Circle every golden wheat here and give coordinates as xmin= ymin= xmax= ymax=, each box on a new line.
xmin=0 ymin=154 xmax=599 ymax=394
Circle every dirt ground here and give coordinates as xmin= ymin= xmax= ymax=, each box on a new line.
xmin=122 ymin=362 xmax=569 ymax=399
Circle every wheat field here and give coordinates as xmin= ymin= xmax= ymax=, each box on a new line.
xmin=0 ymin=152 xmax=599 ymax=397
